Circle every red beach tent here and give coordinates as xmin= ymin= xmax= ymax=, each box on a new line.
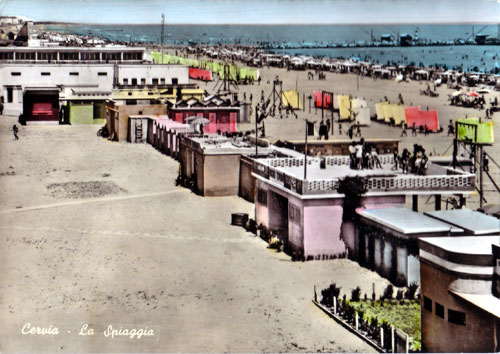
xmin=405 ymin=106 xmax=439 ymax=131
xmin=189 ymin=68 xmax=212 ymax=81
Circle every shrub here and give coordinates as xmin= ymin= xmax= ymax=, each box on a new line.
xmin=382 ymin=284 xmax=394 ymax=300
xmin=351 ymin=286 xmax=361 ymax=301
xmin=405 ymin=281 xmax=419 ymax=300
xmin=320 ymin=282 xmax=342 ymax=307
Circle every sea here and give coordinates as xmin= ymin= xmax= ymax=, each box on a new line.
xmin=44 ymin=24 xmax=500 ymax=72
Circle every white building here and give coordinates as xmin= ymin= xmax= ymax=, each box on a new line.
xmin=0 ymin=46 xmax=191 ymax=116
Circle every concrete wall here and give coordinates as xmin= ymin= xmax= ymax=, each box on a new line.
xmin=303 ymin=199 xmax=346 ymax=259
xmin=420 ymin=262 xmax=497 ymax=353
xmin=239 ymin=156 xmax=255 ymax=202
xmin=203 ymin=154 xmax=241 ymax=196
xmin=117 ymin=65 xmax=189 ymax=86
xmin=112 ymin=104 xmax=166 ymax=142
xmin=255 ymin=180 xmax=269 ymax=229
xmin=287 ymin=197 xmax=304 ymax=255
xmin=343 ymin=195 xmax=405 ymax=260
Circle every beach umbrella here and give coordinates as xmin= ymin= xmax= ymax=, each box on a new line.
xmin=466 ymin=92 xmax=479 ymax=97
xmin=185 ymin=116 xmax=210 ymax=125
xmin=451 ymin=91 xmax=464 ymax=97
xmin=477 ymin=88 xmax=491 ymax=94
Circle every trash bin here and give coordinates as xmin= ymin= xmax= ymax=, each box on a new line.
xmin=231 ymin=213 xmax=249 ymax=226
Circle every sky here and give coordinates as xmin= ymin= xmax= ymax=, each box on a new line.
xmin=1 ymin=0 xmax=500 ymax=24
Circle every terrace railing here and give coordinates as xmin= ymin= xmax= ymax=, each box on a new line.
xmin=252 ymin=158 xmax=475 ymax=196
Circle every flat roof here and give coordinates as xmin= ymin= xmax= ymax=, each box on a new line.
xmin=0 ymin=46 xmax=146 ymax=52
xmin=187 ymin=135 xmax=274 ymax=156
xmin=358 ymin=207 xmax=462 ymax=234
xmin=449 ymin=291 xmax=500 ymax=318
xmin=425 ymin=209 xmax=500 ymax=235
xmin=262 ymin=155 xmax=399 ymax=180
xmin=420 ymin=236 xmax=499 ymax=256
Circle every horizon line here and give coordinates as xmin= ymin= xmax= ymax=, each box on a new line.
xmin=38 ymin=20 xmax=500 ymax=26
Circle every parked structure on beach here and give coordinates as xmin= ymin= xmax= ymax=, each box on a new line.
xmin=419 ymin=236 xmax=500 ymax=352
xmin=252 ymin=152 xmax=475 ymax=260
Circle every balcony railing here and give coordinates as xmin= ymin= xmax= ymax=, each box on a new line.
xmin=253 ymin=158 xmax=475 ymax=196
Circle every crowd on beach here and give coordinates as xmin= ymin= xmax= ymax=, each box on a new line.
xmin=184 ymin=44 xmax=500 ymax=89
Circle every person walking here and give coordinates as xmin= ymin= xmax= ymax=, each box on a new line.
xmin=411 ymin=122 xmax=417 ymax=136
xmin=483 ymin=153 xmax=489 ymax=172
xmin=354 ymin=123 xmax=362 ymax=137
xmin=401 ymin=122 xmax=407 ymax=137
xmin=447 ymin=120 xmax=455 ymax=136
xmin=12 ymin=124 xmax=19 ymax=140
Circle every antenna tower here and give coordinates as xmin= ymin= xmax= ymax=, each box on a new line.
xmin=161 ymin=14 xmax=165 ymax=64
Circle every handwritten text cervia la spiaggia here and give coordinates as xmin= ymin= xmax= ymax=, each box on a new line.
xmin=21 ymin=322 xmax=157 ymax=339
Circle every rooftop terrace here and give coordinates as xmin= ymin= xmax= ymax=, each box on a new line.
xmin=253 ymin=155 xmax=475 ymax=198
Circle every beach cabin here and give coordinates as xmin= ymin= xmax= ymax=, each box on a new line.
xmin=252 ymin=152 xmax=475 ymax=261
xmin=179 ymin=135 xmax=274 ymax=197
xmin=355 ymin=207 xmax=464 ymax=287
xmin=419 ymin=236 xmax=500 ymax=352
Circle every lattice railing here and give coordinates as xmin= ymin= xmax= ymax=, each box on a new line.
xmin=253 ymin=160 xmax=475 ymax=196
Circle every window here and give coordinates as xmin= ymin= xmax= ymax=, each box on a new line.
xmin=141 ymin=78 xmax=146 ymax=85
xmin=123 ymin=78 xmax=128 ymax=85
xmin=423 ymin=296 xmax=432 ymax=312
xmin=124 ymin=52 xmax=142 ymax=60
xmin=60 ymin=52 xmax=78 ymax=60
xmin=435 ymin=302 xmax=444 ymax=318
xmin=125 ymin=100 xmax=137 ymax=105
xmin=448 ymin=309 xmax=466 ymax=325
xmin=152 ymin=78 xmax=159 ymax=85
xmin=81 ymin=52 xmax=99 ymax=60
xmin=257 ymin=189 xmax=267 ymax=206
xmin=37 ymin=52 xmax=57 ymax=61
xmin=98 ymin=72 xmax=107 ymax=76
xmin=41 ymin=72 xmax=51 ymax=76
xmin=131 ymin=78 xmax=137 ymax=85
xmin=172 ymin=78 xmax=178 ymax=85
xmin=16 ymin=52 xmax=35 ymax=60
xmin=69 ymin=72 xmax=79 ymax=76
xmin=0 ymin=52 xmax=14 ymax=60
xmin=11 ymin=72 xmax=21 ymax=76
xmin=160 ymin=78 xmax=166 ymax=85
xmin=103 ymin=52 xmax=120 ymax=61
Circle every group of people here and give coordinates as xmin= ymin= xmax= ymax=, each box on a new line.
xmin=348 ymin=139 xmax=383 ymax=170
xmin=393 ymin=144 xmax=429 ymax=175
